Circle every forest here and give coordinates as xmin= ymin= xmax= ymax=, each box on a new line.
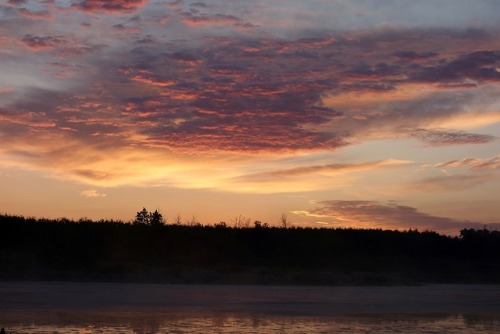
xmin=1 ymin=211 xmax=499 ymax=285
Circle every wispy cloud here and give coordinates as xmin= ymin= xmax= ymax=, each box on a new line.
xmin=17 ymin=8 xmax=53 ymax=20
xmin=410 ymin=129 xmax=496 ymax=146
xmin=73 ymin=0 xmax=150 ymax=13
xmin=80 ymin=188 xmax=107 ymax=198
xmin=235 ymin=160 xmax=412 ymax=183
xmin=411 ymin=173 xmax=497 ymax=192
xmin=293 ymin=200 xmax=499 ymax=235
xmin=434 ymin=154 xmax=500 ymax=169
xmin=181 ymin=12 xmax=240 ymax=26
xmin=6 ymin=0 xmax=27 ymax=5
xmin=412 ymin=154 xmax=500 ymax=192
xmin=20 ymin=34 xmax=66 ymax=50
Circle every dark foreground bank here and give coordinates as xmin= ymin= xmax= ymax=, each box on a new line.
xmin=1 ymin=214 xmax=500 ymax=285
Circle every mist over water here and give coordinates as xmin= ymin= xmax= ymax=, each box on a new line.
xmin=2 ymin=282 xmax=500 ymax=333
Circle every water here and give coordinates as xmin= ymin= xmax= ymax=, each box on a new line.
xmin=6 ymin=315 xmax=500 ymax=334
xmin=1 ymin=282 xmax=500 ymax=333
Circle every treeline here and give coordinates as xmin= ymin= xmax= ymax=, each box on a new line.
xmin=1 ymin=213 xmax=499 ymax=285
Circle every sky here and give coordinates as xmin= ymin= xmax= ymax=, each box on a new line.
xmin=0 ymin=0 xmax=499 ymax=234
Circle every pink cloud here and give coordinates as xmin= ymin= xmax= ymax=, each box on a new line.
xmin=3 ymin=25 xmax=499 ymax=158
xmin=0 ymin=87 xmax=13 ymax=94
xmin=74 ymin=0 xmax=149 ymax=13
xmin=6 ymin=0 xmax=27 ymax=5
xmin=181 ymin=13 xmax=240 ymax=26
xmin=17 ymin=8 xmax=53 ymax=20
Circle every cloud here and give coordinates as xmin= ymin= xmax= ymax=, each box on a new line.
xmin=113 ymin=36 xmax=349 ymax=153
xmin=235 ymin=159 xmax=411 ymax=183
xmin=74 ymin=0 xmax=149 ymax=13
xmin=392 ymin=50 xmax=438 ymax=61
xmin=0 ymin=87 xmax=12 ymax=94
xmin=1 ymin=5 xmax=500 ymax=193
xmin=6 ymin=0 xmax=27 ymax=5
xmin=412 ymin=51 xmax=500 ymax=84
xmin=17 ymin=8 xmax=53 ymax=20
xmin=20 ymin=34 xmax=66 ymax=50
xmin=434 ymin=154 xmax=500 ymax=170
xmin=410 ymin=129 xmax=496 ymax=146
xmin=181 ymin=12 xmax=241 ymax=26
xmin=412 ymin=154 xmax=500 ymax=192
xmin=80 ymin=188 xmax=106 ymax=197
xmin=6 ymin=24 xmax=500 ymax=158
xmin=324 ymin=79 xmax=500 ymax=146
xmin=292 ymin=200 xmax=499 ymax=235
xmin=411 ymin=173 xmax=497 ymax=192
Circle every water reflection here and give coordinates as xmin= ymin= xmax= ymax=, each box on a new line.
xmin=4 ymin=313 xmax=500 ymax=334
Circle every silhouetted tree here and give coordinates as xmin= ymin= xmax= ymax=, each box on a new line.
xmin=150 ymin=209 xmax=165 ymax=226
xmin=280 ymin=213 xmax=289 ymax=228
xmin=215 ymin=221 xmax=228 ymax=229
xmin=233 ymin=215 xmax=250 ymax=228
xmin=173 ymin=214 xmax=182 ymax=226
xmin=134 ymin=207 xmax=150 ymax=225
xmin=254 ymin=220 xmax=269 ymax=229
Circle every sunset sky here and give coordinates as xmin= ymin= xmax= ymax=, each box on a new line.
xmin=1 ymin=0 xmax=499 ymax=234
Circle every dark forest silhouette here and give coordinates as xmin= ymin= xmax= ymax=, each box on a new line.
xmin=1 ymin=211 xmax=499 ymax=285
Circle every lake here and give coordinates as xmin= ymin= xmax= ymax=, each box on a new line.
xmin=1 ymin=282 xmax=499 ymax=333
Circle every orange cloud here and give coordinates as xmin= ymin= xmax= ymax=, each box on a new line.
xmin=434 ymin=154 xmax=500 ymax=170
xmin=80 ymin=188 xmax=107 ymax=197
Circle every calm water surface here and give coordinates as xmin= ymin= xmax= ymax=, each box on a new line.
xmin=1 ymin=282 xmax=500 ymax=333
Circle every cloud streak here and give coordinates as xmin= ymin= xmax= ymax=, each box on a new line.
xmin=20 ymin=34 xmax=66 ymax=50
xmin=80 ymin=188 xmax=107 ymax=197
xmin=293 ymin=200 xmax=500 ymax=235
xmin=74 ymin=0 xmax=150 ymax=13
xmin=235 ymin=160 xmax=411 ymax=183
xmin=434 ymin=154 xmax=500 ymax=170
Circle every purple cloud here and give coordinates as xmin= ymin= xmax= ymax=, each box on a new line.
xmin=7 ymin=26 xmax=498 ymax=155
xmin=393 ymin=50 xmax=438 ymax=60
xmin=411 ymin=51 xmax=500 ymax=83
xmin=294 ymin=200 xmax=499 ymax=235
xmin=20 ymin=34 xmax=66 ymax=50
